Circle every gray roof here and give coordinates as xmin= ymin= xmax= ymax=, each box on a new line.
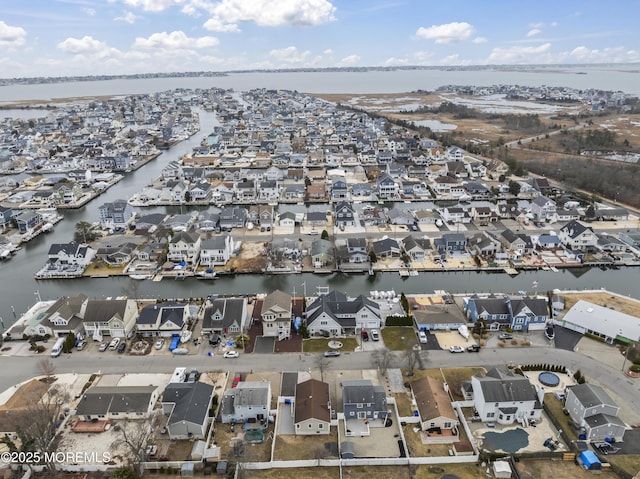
xmin=584 ymin=413 xmax=625 ymax=429
xmin=163 ymin=382 xmax=214 ymax=426
xmin=82 ymin=299 xmax=127 ymax=324
xmin=76 ymin=386 xmax=156 ymax=416
xmin=568 ymin=383 xmax=618 ymax=409
xmin=342 ymin=379 xmax=387 ymax=411
xmin=201 ymin=236 xmax=228 ymax=250
xmin=137 ymin=302 xmax=186 ymax=326
xmin=203 ymin=297 xmax=245 ymax=330
xmin=475 ymin=367 xmax=540 ymax=404
xmin=226 ymin=381 xmax=270 ymax=407
xmin=306 ymin=290 xmax=379 ymax=328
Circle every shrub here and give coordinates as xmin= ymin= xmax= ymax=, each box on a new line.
xmin=385 ymin=316 xmax=413 ymax=327
xmin=629 ymin=364 xmax=640 ymax=373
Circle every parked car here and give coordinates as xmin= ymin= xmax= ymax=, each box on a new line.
xmin=76 ymin=340 xmax=87 ymax=351
xmin=370 ymin=329 xmax=380 ymax=341
xmin=98 ymin=341 xmax=108 ymax=352
xmin=418 ymin=331 xmax=428 ymax=344
xmin=361 ymin=330 xmax=369 ymax=341
xmin=155 ymin=338 xmax=165 ymax=350
xmin=127 ymin=330 xmax=136 ymax=340
xmin=209 ymin=334 xmax=220 ymax=346
xmin=323 ymin=350 xmax=340 ymax=357
xmin=117 ymin=342 xmax=127 ymax=354
xmin=308 ymin=230 xmax=319 ymax=236
xmin=449 ymin=345 xmax=465 ymax=353
xmin=467 ymin=344 xmax=481 ymax=352
xmin=187 ymin=370 xmax=200 ymax=383
xmin=146 ymin=445 xmax=157 ymax=457
xmin=592 ymin=442 xmax=620 ymax=455
xmin=223 ymin=350 xmax=239 ymax=358
xmin=108 ymin=337 xmax=121 ymax=350
xmin=498 ymin=333 xmax=513 ymax=340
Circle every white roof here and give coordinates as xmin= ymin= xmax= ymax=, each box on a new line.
xmin=562 ymin=300 xmax=640 ymax=342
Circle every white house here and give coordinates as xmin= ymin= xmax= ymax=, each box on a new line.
xmin=221 ymin=381 xmax=271 ymax=424
xmin=81 ymin=298 xmax=138 ymax=340
xmin=261 ymin=290 xmax=292 ymax=341
xmin=200 ymin=235 xmax=235 ymax=267
xmin=168 ymin=231 xmax=201 ymax=265
xmin=558 ymin=220 xmax=597 ymax=251
xmin=559 ymin=299 xmax=640 ymax=344
xmin=470 ymin=367 xmax=543 ymax=425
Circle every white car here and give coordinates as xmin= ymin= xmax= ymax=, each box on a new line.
xmin=418 ymin=331 xmax=428 ymax=344
xmin=370 ymin=329 xmax=380 ymax=341
xmin=108 ymin=337 xmax=121 ymax=350
xmin=449 ymin=345 xmax=465 ymax=353
xmin=223 ymin=350 xmax=239 ymax=358
xmin=155 ymin=338 xmax=165 ymax=350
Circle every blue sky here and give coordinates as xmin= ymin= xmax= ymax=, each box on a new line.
xmin=1 ymin=0 xmax=639 ymax=78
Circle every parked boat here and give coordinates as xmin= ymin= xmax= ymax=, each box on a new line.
xmin=458 ymin=324 xmax=470 ymax=340
xmin=130 ymin=274 xmax=150 ymax=280
xmin=180 ymin=330 xmax=192 ymax=343
xmin=545 ymin=324 xmax=555 ymax=341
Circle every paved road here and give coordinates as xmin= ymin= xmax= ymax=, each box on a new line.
xmin=4 ymin=346 xmax=639 ymax=424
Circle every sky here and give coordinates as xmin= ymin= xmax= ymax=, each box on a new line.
xmin=1 ymin=0 xmax=639 ymax=78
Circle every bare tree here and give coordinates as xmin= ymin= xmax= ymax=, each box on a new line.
xmin=36 ymin=358 xmax=56 ymax=381
xmin=5 ymin=385 xmax=70 ymax=473
xmin=404 ymin=348 xmax=420 ymax=377
xmin=112 ymin=410 xmax=163 ymax=468
xmin=314 ymin=354 xmax=329 ymax=382
xmin=372 ymin=350 xmax=394 ymax=376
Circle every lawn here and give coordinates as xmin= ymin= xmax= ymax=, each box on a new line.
xmin=402 ymin=424 xmax=452 ymax=458
xmin=272 ymin=429 xmax=338 ymax=461
xmin=302 ymin=337 xmax=358 ymax=353
xmin=442 ymin=367 xmax=486 ymax=401
xmin=544 ymin=393 xmax=578 ymax=442
xmin=381 ymin=326 xmax=418 ymax=351
xmin=606 ymin=454 xmax=640 ymax=478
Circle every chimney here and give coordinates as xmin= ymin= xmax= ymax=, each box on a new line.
xmin=537 ymin=387 xmax=545 ymax=406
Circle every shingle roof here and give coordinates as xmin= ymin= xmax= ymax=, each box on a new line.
xmin=163 ymin=382 xmax=214 ymax=426
xmin=294 ymin=379 xmax=330 ymax=424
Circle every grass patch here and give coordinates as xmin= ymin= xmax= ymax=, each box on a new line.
xmin=273 ymin=429 xmax=338 ymax=461
xmin=606 ymin=454 xmax=640 ymax=478
xmin=394 ymin=391 xmax=414 ymax=416
xmin=302 ymin=337 xmax=358 ymax=353
xmin=402 ymin=424 xmax=452 ymax=458
xmin=543 ymin=393 xmax=578 ymax=442
xmin=381 ymin=326 xmax=418 ymax=351
xmin=246 ymin=467 xmax=339 ymax=479
xmin=415 ymin=463 xmax=487 ymax=479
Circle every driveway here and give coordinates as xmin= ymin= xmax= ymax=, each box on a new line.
xmin=254 ymin=336 xmax=275 ymax=354
xmin=554 ymin=326 xmax=583 ymax=351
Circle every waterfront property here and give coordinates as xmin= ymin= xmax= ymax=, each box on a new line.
xmin=136 ymin=302 xmax=189 ymax=337
xmin=559 ymin=300 xmax=640 ymax=344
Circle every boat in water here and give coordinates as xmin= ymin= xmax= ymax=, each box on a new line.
xmin=196 ymin=269 xmax=217 ymax=280
xmin=130 ymin=273 xmax=151 ymax=280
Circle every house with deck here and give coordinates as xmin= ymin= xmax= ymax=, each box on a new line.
xmin=342 ymin=379 xmax=389 ymax=437
xmin=261 ymin=290 xmax=292 ymax=341
xmin=221 ymin=381 xmax=271 ymax=424
xmin=411 ymin=376 xmax=459 ymax=443
xmin=294 ymin=379 xmax=331 ymax=435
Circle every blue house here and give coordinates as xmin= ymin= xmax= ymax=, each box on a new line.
xmin=464 ymin=295 xmax=549 ymax=332
xmin=0 ymin=206 xmax=13 ymax=228
xmin=14 ymin=210 xmax=43 ymax=233
xmin=434 ymin=233 xmax=467 ymax=256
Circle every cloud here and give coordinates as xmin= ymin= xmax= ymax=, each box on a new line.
xmin=57 ymin=35 xmax=110 ymax=54
xmin=569 ymin=46 xmax=640 ymax=63
xmin=133 ymin=31 xmax=219 ymax=49
xmin=117 ymin=0 xmax=182 ymax=12
xmin=527 ymin=28 xmax=541 ymax=37
xmin=268 ymin=46 xmax=311 ymax=63
xmin=383 ymin=57 xmax=409 ymax=66
xmin=203 ymin=0 xmax=336 ymax=32
xmin=323 ymin=48 xmax=333 ymax=55
xmin=115 ymin=11 xmax=138 ymax=23
xmin=0 ymin=20 xmax=27 ymax=47
xmin=472 ymin=37 xmax=488 ymax=44
xmin=415 ymin=22 xmax=475 ymax=44
xmin=338 ymin=54 xmax=360 ymax=66
xmin=82 ymin=7 xmax=96 ymax=16
xmin=487 ymin=43 xmax=553 ymax=63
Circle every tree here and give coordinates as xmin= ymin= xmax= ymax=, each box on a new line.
xmin=184 ymin=191 xmax=192 ymax=203
xmin=112 ymin=411 xmax=162 ymax=468
xmin=400 ymin=292 xmax=409 ymax=315
xmin=6 ymin=385 xmax=70 ymax=473
xmin=321 ymin=229 xmax=329 ymax=240
xmin=112 ymin=466 xmax=139 ymax=479
xmin=372 ymin=350 xmax=394 ymax=376
xmin=404 ymin=347 xmax=420 ymax=377
xmin=74 ymin=220 xmax=95 ymax=243
xmin=508 ymin=180 xmax=521 ymax=196
xmin=369 ymin=251 xmax=378 ymax=263
xmin=315 ymin=354 xmax=329 ymax=382
xmin=63 ymin=332 xmax=76 ymax=353
xmin=36 ymin=358 xmax=56 ymax=381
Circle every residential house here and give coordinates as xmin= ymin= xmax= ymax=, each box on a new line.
xmin=95 ymin=242 xmax=136 ymax=266
xmin=305 ymin=290 xmax=381 ymax=336
xmin=411 ymin=377 xmax=459 ymax=443
xmin=388 ymin=209 xmax=415 ymax=226
xmin=75 ymin=386 xmax=159 ymax=421
xmin=413 ymin=305 xmax=467 ymax=332
xmin=278 ymin=211 xmax=296 ymax=227
xmin=26 ymin=294 xmax=88 ymax=338
xmin=440 ymin=207 xmax=470 ymax=224
xmin=14 ymin=210 xmax=43 ymax=234
xmin=136 ymin=302 xmax=188 ymax=337
xmin=200 ymin=235 xmax=235 ymax=267
xmin=342 ymin=379 xmax=389 ymax=436
xmin=530 ymin=195 xmax=556 ymax=222
xmin=189 ymin=181 xmax=212 ymax=201
xmin=559 ymin=220 xmax=597 ymax=252
xmin=467 ymin=232 xmax=502 ymax=257
xmin=559 ymin=300 xmax=640 ymax=344
xmin=471 ymin=206 xmax=494 ymax=226
xmin=0 ymin=206 xmax=13 ymax=229
xmin=499 ymin=229 xmax=532 ymax=257
xmin=372 ymin=237 xmax=401 ymax=259
xmin=564 ymin=383 xmax=626 ymax=442
xmin=331 ymin=177 xmax=349 ymax=201
xmin=162 ymin=382 xmax=215 ymax=440
xmin=51 ymin=182 xmax=83 ymax=205
xmin=402 ymin=235 xmax=426 ymax=262
xmin=202 ymin=297 xmax=247 ymax=336
xmin=98 ymin=199 xmax=134 ymax=230
xmin=535 ymin=234 xmax=562 ymax=250
xmin=219 ymin=207 xmax=247 ymax=230
xmin=258 ymin=180 xmax=280 ymax=201
xmin=463 ymin=295 xmax=549 ymax=332
xmin=434 ymin=233 xmax=467 ymax=256
xmin=529 ymin=177 xmax=552 ymax=194
xmin=307 ymin=211 xmax=329 ymax=228
xmin=46 ymin=241 xmax=96 ymax=269
xmin=311 ymin=239 xmax=334 ymax=267
xmin=306 ymin=184 xmax=327 ymax=201
xmin=470 ymin=367 xmax=543 ymax=425
xmin=163 ymin=213 xmax=193 ymax=232
xmin=221 ymin=381 xmax=271 ymax=424
xmin=351 ymin=183 xmax=372 ymax=198
xmin=294 ymin=379 xmax=331 ymax=436
xmin=196 ymin=212 xmax=220 ymax=232
xmin=345 ymin=237 xmax=369 ymax=263
xmin=235 ymin=179 xmax=257 ymax=201
xmin=261 ymin=290 xmax=292 ymax=341
xmin=334 ymin=201 xmax=356 ymax=228
xmin=167 ymin=231 xmax=201 ymax=266
xmin=376 ymin=172 xmax=400 ymax=198
xmin=134 ymin=213 xmax=166 ymax=234
xmin=248 ymin=205 xmax=274 ymax=228
xmin=82 ymin=298 xmax=137 ymax=340
xmin=597 ymin=233 xmax=627 ymax=253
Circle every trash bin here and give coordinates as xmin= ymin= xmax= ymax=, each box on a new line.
xmin=208 ymin=351 xmax=212 ymax=357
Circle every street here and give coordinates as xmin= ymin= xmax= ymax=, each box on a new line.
xmin=3 ymin=345 xmax=639 ymax=424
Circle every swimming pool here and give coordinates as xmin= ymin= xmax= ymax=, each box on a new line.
xmin=483 ymin=428 xmax=529 ymax=453
xmin=538 ymin=371 xmax=560 ymax=387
